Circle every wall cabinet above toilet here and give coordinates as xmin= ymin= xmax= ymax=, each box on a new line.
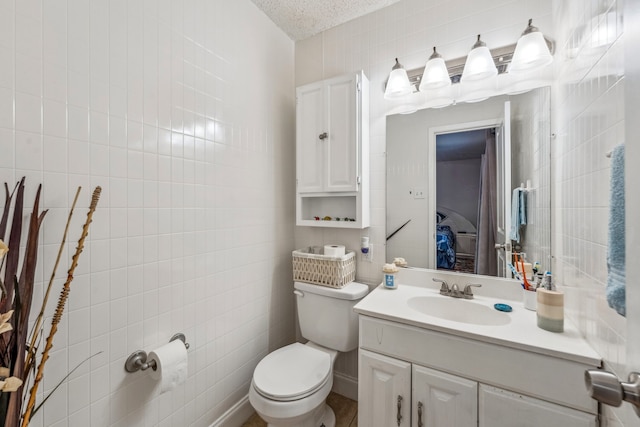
xmin=295 ymin=71 xmax=370 ymax=228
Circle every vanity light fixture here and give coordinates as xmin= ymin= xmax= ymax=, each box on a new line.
xmin=508 ymin=19 xmax=554 ymax=74
xmin=383 ymin=18 xmax=554 ymax=103
xmin=384 ymin=58 xmax=412 ymax=99
xmin=461 ymin=35 xmax=498 ymax=82
xmin=418 ymin=47 xmax=451 ymax=91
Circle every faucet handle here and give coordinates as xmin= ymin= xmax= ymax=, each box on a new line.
xmin=463 ymin=283 xmax=482 ymax=299
xmin=433 ymin=278 xmax=450 ymax=295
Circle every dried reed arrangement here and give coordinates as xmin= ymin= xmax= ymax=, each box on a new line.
xmin=0 ymin=179 xmax=102 ymax=427
xmin=23 ymin=187 xmax=81 ymax=378
xmin=21 ymin=186 xmax=101 ymax=427
xmin=0 ymin=179 xmax=48 ymax=427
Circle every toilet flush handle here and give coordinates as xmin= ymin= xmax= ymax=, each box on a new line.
xmin=294 ymin=290 xmax=304 ymax=297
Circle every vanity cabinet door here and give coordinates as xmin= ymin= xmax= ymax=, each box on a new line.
xmin=359 ymin=349 xmax=411 ymax=427
xmin=479 ymin=385 xmax=598 ymax=427
xmin=412 ymin=364 xmax=477 ymax=427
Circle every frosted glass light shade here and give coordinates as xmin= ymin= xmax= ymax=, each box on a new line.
xmin=509 ymin=31 xmax=553 ymax=73
xmin=461 ymin=39 xmax=497 ymax=82
xmin=384 ymin=59 xmax=412 ymax=99
xmin=419 ymin=57 xmax=451 ymax=90
xmin=419 ymin=47 xmax=451 ymax=91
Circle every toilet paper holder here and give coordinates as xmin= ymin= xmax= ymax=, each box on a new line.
xmin=125 ymin=333 xmax=190 ymax=373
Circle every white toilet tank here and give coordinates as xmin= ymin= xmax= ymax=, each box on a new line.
xmin=294 ymin=281 xmax=369 ymax=352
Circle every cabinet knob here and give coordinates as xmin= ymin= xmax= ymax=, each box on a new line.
xmin=319 ymin=132 xmax=328 ymax=140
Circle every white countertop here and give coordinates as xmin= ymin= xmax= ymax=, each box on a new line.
xmin=354 ymin=281 xmax=601 ymax=366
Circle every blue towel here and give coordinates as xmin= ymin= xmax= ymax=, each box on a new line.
xmin=509 ymin=188 xmax=527 ymax=242
xmin=607 ymin=144 xmax=625 ymax=316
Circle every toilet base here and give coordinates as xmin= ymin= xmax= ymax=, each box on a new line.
xmin=265 ymin=404 xmax=335 ymax=427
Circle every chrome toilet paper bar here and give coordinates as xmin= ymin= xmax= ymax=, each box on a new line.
xmin=124 ymin=333 xmax=190 ymax=373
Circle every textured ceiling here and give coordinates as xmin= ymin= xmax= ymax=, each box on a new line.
xmin=250 ymin=0 xmax=402 ymax=41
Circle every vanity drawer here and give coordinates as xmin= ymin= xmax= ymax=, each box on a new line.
xmin=359 ymin=316 xmax=599 ymax=414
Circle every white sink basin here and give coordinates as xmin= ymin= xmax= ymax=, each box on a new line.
xmin=407 ymin=296 xmax=511 ymax=326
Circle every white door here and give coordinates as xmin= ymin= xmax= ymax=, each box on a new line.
xmin=412 ymin=365 xmax=477 ymax=427
xmin=325 ymin=73 xmax=359 ymax=192
xmin=494 ymin=101 xmax=512 ymax=277
xmin=296 ymin=81 xmax=325 ymax=193
xmin=359 ymin=349 xmax=411 ymax=427
xmin=479 ymin=385 xmax=596 ymax=427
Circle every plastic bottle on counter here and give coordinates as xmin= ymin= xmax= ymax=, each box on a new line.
xmin=383 ymin=263 xmax=399 ymax=289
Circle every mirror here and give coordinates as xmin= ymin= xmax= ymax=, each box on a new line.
xmin=386 ymin=87 xmax=551 ymax=277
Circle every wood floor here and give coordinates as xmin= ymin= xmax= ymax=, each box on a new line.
xmin=242 ymin=392 xmax=358 ymax=427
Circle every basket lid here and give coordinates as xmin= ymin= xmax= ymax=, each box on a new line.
xmin=294 ymin=281 xmax=369 ymax=300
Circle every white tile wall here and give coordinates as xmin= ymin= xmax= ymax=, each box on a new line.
xmin=551 ymin=0 xmax=626 ymax=425
xmin=1 ymin=0 xmax=295 ymax=426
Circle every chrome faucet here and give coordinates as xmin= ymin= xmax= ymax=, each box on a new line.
xmin=433 ymin=278 xmax=482 ymax=299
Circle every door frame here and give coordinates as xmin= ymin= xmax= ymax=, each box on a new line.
xmin=427 ymin=118 xmax=503 ymax=271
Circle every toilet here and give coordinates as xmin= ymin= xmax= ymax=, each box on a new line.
xmin=249 ymin=280 xmax=369 ymax=427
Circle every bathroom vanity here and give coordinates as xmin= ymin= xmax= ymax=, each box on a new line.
xmin=353 ymin=270 xmax=601 ymax=426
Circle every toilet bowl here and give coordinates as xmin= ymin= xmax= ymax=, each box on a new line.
xmin=249 ymin=281 xmax=369 ymax=427
xmin=249 ymin=342 xmax=338 ymax=427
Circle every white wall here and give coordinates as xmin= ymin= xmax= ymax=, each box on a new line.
xmin=551 ymin=0 xmax=627 ymax=425
xmin=0 ymin=0 xmax=295 ymax=426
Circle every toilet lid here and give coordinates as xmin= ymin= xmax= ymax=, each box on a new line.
xmin=253 ymin=343 xmax=331 ymax=401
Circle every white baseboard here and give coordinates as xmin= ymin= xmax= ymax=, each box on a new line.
xmin=210 ymin=394 xmax=254 ymax=427
xmin=331 ymin=372 xmax=358 ymax=401
xmin=210 ymin=374 xmax=359 ymax=427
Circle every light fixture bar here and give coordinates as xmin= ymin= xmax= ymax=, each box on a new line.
xmin=396 ymin=37 xmax=554 ymax=91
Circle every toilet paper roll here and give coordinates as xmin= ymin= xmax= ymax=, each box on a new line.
xmin=324 ymin=244 xmax=346 ymax=257
xmin=148 ymin=339 xmax=188 ymax=394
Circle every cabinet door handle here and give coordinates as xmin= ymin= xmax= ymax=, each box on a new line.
xmin=417 ymin=401 xmax=424 ymax=427
xmin=319 ymin=132 xmax=328 ymax=140
xmin=397 ymin=395 xmax=403 ymax=426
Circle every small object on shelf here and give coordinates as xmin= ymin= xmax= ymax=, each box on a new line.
xmin=323 ymin=216 xmax=332 ymax=221
xmin=335 ymin=217 xmax=341 ymax=221
xmin=314 ymin=216 xmax=320 ymax=221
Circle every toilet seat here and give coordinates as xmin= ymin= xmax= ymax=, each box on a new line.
xmin=252 ymin=343 xmax=331 ymax=402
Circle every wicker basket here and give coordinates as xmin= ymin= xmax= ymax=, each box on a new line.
xmin=292 ymin=248 xmax=356 ymax=288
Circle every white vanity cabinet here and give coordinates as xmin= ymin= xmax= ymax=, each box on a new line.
xmin=358 ymin=316 xmax=599 ymax=427
xmin=360 ymin=350 xmax=478 ymax=426
xmin=295 ymin=71 xmax=369 ymax=228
